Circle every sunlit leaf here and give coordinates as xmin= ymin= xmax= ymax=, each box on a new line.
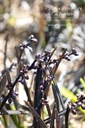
xmin=61 ymin=86 xmax=85 ymax=114
xmin=80 ymin=77 xmax=85 ymax=89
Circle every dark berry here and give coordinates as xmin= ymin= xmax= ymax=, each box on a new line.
xmin=71 ymin=108 xmax=76 ymax=115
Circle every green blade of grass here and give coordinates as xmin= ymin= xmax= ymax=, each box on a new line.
xmin=6 ymin=105 xmax=22 ymax=128
xmin=80 ymin=78 xmax=85 ymax=89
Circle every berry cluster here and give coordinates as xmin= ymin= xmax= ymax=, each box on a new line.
xmin=67 ymin=92 xmax=85 ymax=115
xmin=19 ymin=64 xmax=29 ymax=85
xmin=33 ymin=48 xmax=79 ymax=107
xmin=63 ymin=48 xmax=79 ymax=61
xmin=19 ymin=35 xmax=38 ymax=51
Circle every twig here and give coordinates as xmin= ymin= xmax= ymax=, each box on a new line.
xmin=4 ymin=34 xmax=9 ymax=70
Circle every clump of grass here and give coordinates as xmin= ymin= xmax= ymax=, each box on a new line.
xmin=0 ymin=35 xmax=84 ymax=128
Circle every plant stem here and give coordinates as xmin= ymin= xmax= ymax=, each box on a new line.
xmin=0 ymin=74 xmax=21 ymax=111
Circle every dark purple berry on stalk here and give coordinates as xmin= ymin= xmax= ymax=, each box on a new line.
xmin=35 ymin=54 xmax=41 ymax=60
xmin=8 ymin=98 xmax=12 ymax=104
xmin=23 ymin=44 xmax=26 ymax=48
xmin=31 ymin=38 xmax=38 ymax=43
xmin=20 ymin=79 xmax=26 ymax=85
xmin=19 ymin=44 xmax=23 ymax=47
xmin=20 ymin=70 xmax=24 ymax=74
xmin=23 ymin=64 xmax=26 ymax=68
xmin=45 ymin=80 xmax=49 ymax=86
xmin=41 ymin=98 xmax=48 ymax=106
xmin=77 ymin=102 xmax=82 ymax=107
xmin=19 ymin=44 xmax=24 ymax=50
xmin=53 ymin=59 xmax=58 ymax=64
xmin=64 ymin=55 xmax=70 ymax=61
xmin=22 ymin=65 xmax=26 ymax=71
xmin=72 ymin=48 xmax=79 ymax=56
xmin=71 ymin=108 xmax=76 ymax=115
xmin=6 ymin=81 xmax=13 ymax=90
xmin=41 ymin=89 xmax=44 ymax=93
xmin=47 ymin=76 xmax=51 ymax=82
xmin=80 ymin=93 xmax=85 ymax=99
xmin=41 ymin=102 xmax=45 ymax=106
xmin=20 ymin=47 xmax=24 ymax=50
xmin=29 ymin=35 xmax=34 ymax=39
xmin=29 ymin=35 xmax=38 ymax=43
xmin=44 ymin=99 xmax=48 ymax=104
xmin=81 ymin=104 xmax=85 ymax=110
xmin=25 ymin=75 xmax=29 ymax=80
xmin=41 ymin=98 xmax=45 ymax=106
xmin=12 ymin=92 xmax=18 ymax=99
xmin=72 ymin=103 xmax=76 ymax=107
xmin=6 ymin=84 xmax=8 ymax=88
xmin=41 ymin=98 xmax=44 ymax=102
xmin=38 ymin=59 xmax=44 ymax=63
xmin=76 ymin=93 xmax=80 ymax=100
xmin=39 ymin=85 xmax=44 ymax=90
xmin=44 ymin=50 xmax=51 ymax=55
xmin=76 ymin=94 xmax=81 ymax=101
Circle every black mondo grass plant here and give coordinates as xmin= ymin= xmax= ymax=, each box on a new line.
xmin=0 ymin=35 xmax=85 ymax=128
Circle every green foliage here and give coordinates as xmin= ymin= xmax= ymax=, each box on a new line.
xmin=80 ymin=78 xmax=85 ymax=89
